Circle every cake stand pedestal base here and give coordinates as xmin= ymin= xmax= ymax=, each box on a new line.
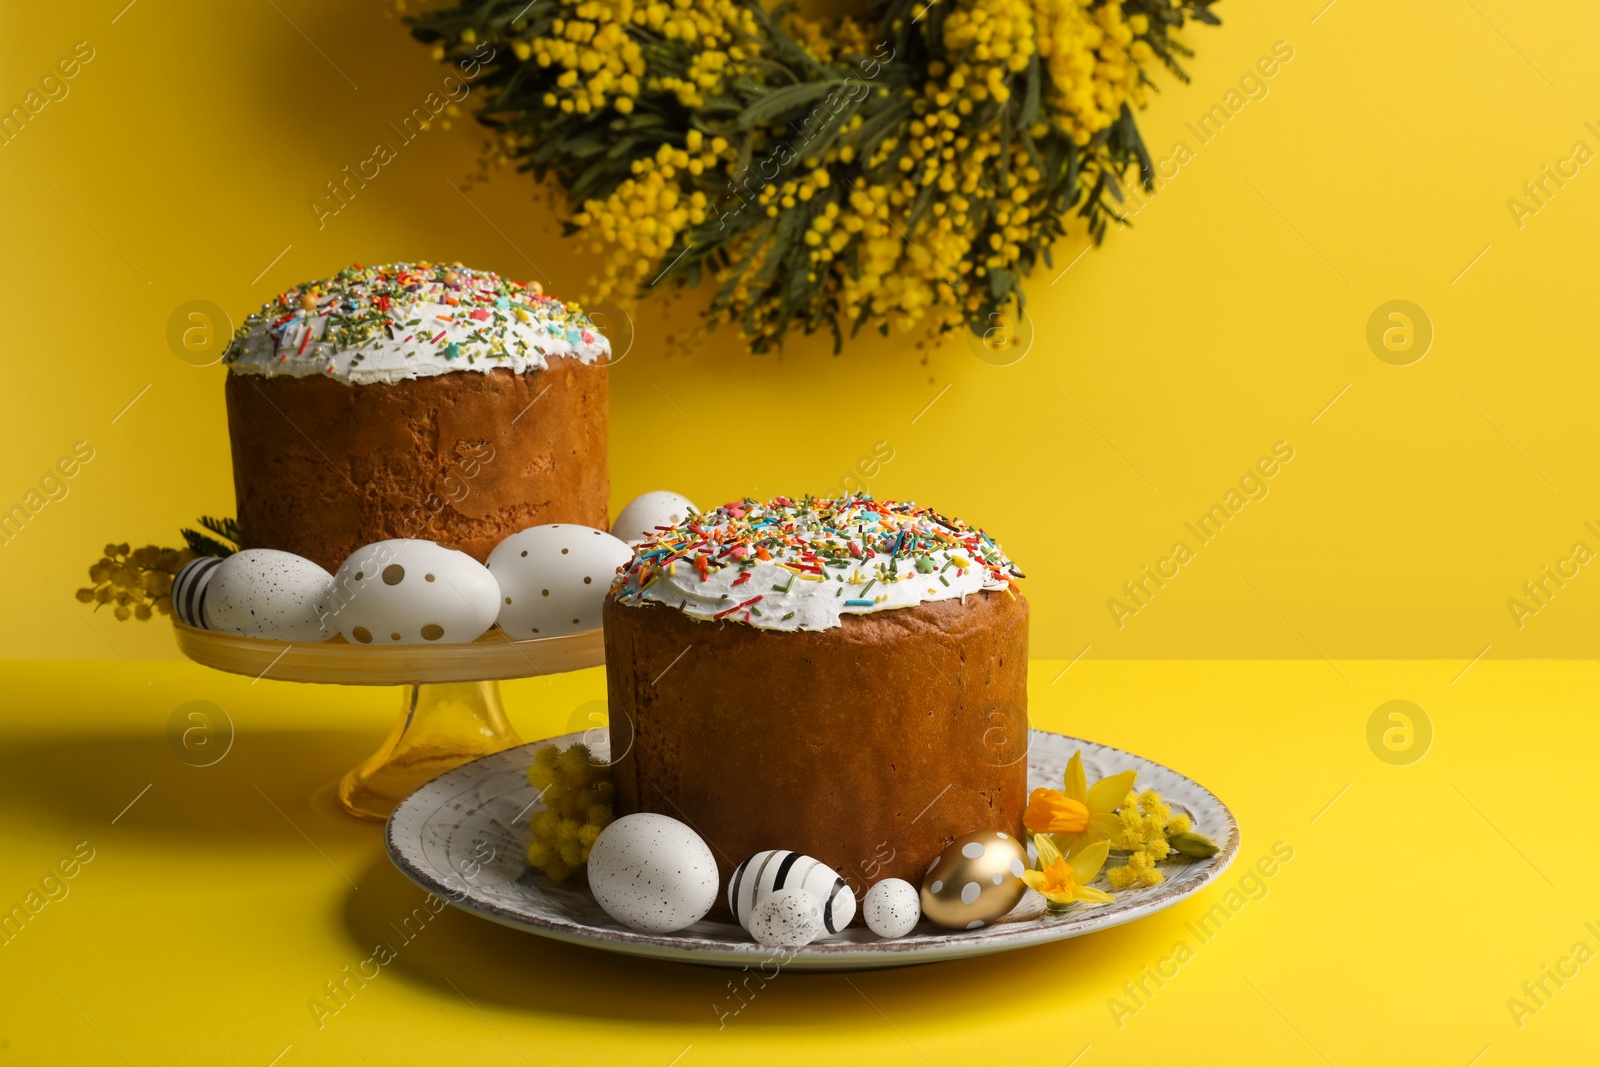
xmin=337 ymin=681 xmax=522 ymax=821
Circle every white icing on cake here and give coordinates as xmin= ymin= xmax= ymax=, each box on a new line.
xmin=610 ymin=495 xmax=1021 ymax=632
xmin=224 ymin=261 xmax=608 ymax=385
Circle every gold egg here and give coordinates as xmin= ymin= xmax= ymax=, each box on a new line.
xmin=919 ymin=829 xmax=1029 ymax=930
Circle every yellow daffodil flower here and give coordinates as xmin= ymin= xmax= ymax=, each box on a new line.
xmin=1023 ymin=787 xmax=1089 ymax=834
xmin=1022 ymin=832 xmax=1115 ymax=910
xmin=1033 ymin=750 xmax=1138 ymax=857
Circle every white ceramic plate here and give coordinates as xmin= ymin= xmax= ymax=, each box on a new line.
xmin=385 ymin=729 xmax=1239 ymax=971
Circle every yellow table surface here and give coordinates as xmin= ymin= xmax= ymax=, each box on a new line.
xmin=1 ymin=656 xmax=1590 ymax=1065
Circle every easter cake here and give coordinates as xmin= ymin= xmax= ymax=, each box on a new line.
xmin=222 ymin=262 xmax=609 ymax=573
xmin=603 ymin=495 xmax=1029 ymax=908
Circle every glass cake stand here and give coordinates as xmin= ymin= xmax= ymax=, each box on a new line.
xmin=172 ymin=622 xmax=604 ymax=820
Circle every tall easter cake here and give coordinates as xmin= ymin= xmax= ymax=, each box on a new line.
xmin=222 ymin=262 xmax=609 ymax=572
xmin=603 ymin=496 xmax=1029 ymax=908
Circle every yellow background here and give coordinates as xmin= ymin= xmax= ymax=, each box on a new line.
xmin=4 ymin=0 xmax=1599 ymax=661
xmin=4 ymin=1 xmax=1600 ymax=1065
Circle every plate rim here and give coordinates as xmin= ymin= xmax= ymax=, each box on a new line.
xmin=384 ymin=729 xmax=1240 ymax=970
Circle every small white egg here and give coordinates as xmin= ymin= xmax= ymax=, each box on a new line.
xmin=204 ymin=549 xmax=334 ymax=642
xmin=487 ymin=524 xmax=632 ymax=638
xmin=611 ymin=491 xmax=696 ymax=544
xmin=863 ymin=878 xmax=921 ymax=938
xmin=326 ymin=540 xmax=499 ymax=645
xmin=586 ymin=813 xmax=719 ymax=934
xmin=749 ymin=887 xmax=825 ymax=948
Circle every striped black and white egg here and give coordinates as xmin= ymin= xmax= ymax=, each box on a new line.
xmin=611 ymin=490 xmax=696 ymax=544
xmin=171 ymin=556 xmax=223 ymax=629
xmin=920 ymin=830 xmax=1029 ymax=929
xmin=487 ymin=524 xmax=632 ymax=637
xmin=203 ymin=549 xmax=335 ymax=642
xmin=728 ymin=850 xmax=857 ymax=937
xmin=326 ymin=539 xmax=500 ymax=645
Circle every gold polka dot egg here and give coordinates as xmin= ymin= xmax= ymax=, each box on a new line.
xmin=920 ymin=829 xmax=1029 ymax=930
xmin=328 ymin=539 xmax=500 ymax=645
xmin=487 ymin=524 xmax=632 ymax=637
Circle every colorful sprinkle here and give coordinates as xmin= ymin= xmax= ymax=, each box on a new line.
xmin=222 ymin=261 xmax=609 ymax=374
xmin=610 ymin=495 xmax=1022 ymax=630
xmin=714 ymin=595 xmax=764 ymax=620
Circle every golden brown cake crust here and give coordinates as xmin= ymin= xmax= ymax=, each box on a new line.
xmin=224 ymin=358 xmax=607 ymax=572
xmin=604 ymin=589 xmax=1029 ymax=918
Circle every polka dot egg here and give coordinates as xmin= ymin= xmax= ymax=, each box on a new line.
xmin=487 ymin=524 xmax=632 ymax=637
xmin=326 ymin=539 xmax=500 ymax=645
xmin=919 ymin=830 xmax=1029 ymax=930
xmin=611 ymin=490 xmax=696 ymax=544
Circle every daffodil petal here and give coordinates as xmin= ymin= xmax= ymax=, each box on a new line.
xmin=1087 ymin=769 xmax=1138 ymax=813
xmin=1020 ymin=870 xmax=1045 ymax=892
xmin=1075 ymin=886 xmax=1116 ymax=904
xmin=1089 ymin=812 xmax=1123 ymax=840
xmin=1069 ymin=839 xmax=1110 ymax=884
xmin=1033 ymin=831 xmax=1065 ymax=867
xmin=1063 ymin=750 xmax=1087 ymax=803
xmin=1025 ymin=788 xmax=1089 ymax=834
xmin=1053 ymin=830 xmax=1092 ymax=857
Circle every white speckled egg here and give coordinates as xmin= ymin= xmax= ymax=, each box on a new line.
xmin=728 ymin=850 xmax=856 ymax=936
xmin=863 ymin=878 xmax=921 ymax=938
xmin=611 ymin=491 xmax=697 ymax=544
xmin=749 ymin=887 xmax=825 ymax=948
xmin=326 ymin=540 xmax=499 ymax=645
xmin=487 ymin=524 xmax=632 ymax=638
xmin=171 ymin=556 xmax=223 ymax=629
xmin=586 ymin=813 xmax=719 ymax=934
xmin=204 ymin=549 xmax=335 ymax=642
xmin=920 ymin=830 xmax=1029 ymax=930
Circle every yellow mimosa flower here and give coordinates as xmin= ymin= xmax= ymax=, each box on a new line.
xmin=1022 ymin=832 xmax=1115 ymax=910
xmin=407 ymin=0 xmax=1217 ymax=353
